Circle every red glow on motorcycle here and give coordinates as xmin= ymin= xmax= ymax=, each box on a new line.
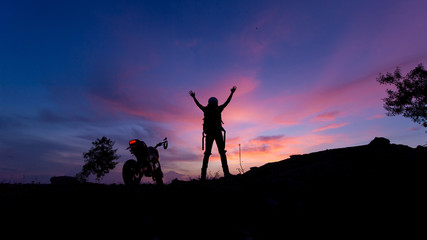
xmin=129 ymin=139 xmax=137 ymax=145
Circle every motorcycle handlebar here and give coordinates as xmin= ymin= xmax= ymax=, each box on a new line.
xmin=155 ymin=137 xmax=168 ymax=149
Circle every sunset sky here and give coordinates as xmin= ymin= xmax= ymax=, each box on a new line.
xmin=1 ymin=0 xmax=426 ymax=183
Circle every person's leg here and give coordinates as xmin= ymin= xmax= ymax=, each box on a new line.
xmin=202 ymin=134 xmax=214 ymax=180
xmin=214 ymin=131 xmax=231 ymax=177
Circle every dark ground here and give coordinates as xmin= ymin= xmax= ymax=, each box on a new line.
xmin=1 ymin=137 xmax=426 ymax=239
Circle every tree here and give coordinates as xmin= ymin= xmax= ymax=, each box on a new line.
xmin=76 ymin=136 xmax=120 ymax=182
xmin=377 ymin=63 xmax=427 ymax=128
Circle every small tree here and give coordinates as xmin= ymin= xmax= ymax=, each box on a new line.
xmin=76 ymin=136 xmax=120 ymax=182
xmin=377 ymin=63 xmax=427 ymax=127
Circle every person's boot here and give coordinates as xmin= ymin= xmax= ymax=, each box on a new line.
xmin=220 ymin=153 xmax=232 ymax=178
xmin=223 ymin=166 xmax=232 ymax=178
xmin=201 ymin=152 xmax=210 ymax=181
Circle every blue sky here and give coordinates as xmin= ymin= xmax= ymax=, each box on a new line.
xmin=1 ymin=0 xmax=426 ymax=183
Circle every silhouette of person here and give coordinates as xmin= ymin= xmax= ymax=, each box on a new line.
xmin=189 ymin=86 xmax=237 ymax=180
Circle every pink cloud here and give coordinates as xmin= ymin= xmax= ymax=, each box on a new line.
xmin=312 ymin=111 xmax=341 ymax=122
xmin=224 ymin=134 xmax=301 ymax=165
xmin=274 ymin=73 xmax=385 ymax=125
xmin=245 ymin=135 xmax=287 ymax=153
xmin=313 ymin=122 xmax=349 ymax=132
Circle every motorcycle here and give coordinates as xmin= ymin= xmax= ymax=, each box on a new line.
xmin=122 ymin=138 xmax=168 ymax=185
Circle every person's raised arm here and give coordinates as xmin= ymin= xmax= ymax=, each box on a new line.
xmin=222 ymin=86 xmax=237 ymax=108
xmin=189 ymin=90 xmax=204 ymax=110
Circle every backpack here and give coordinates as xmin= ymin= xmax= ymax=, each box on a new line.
xmin=203 ymin=106 xmax=224 ymax=134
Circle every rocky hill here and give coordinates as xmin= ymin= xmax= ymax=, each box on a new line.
xmin=1 ymin=137 xmax=426 ymax=239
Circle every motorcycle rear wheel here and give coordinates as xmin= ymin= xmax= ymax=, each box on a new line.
xmin=122 ymin=159 xmax=141 ymax=185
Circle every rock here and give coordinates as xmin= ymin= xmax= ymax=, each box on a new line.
xmin=369 ymin=137 xmax=390 ymax=147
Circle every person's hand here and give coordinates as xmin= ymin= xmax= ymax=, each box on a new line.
xmin=189 ymin=90 xmax=195 ymax=97
xmin=230 ymin=86 xmax=237 ymax=93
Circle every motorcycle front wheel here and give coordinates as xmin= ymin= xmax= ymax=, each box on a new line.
xmin=153 ymin=162 xmax=164 ymax=185
xmin=122 ymin=159 xmax=141 ymax=185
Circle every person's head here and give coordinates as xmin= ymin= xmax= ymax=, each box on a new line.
xmin=208 ymin=97 xmax=218 ymax=106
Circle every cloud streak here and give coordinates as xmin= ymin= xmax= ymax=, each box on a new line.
xmin=312 ymin=111 xmax=341 ymax=122
xmin=313 ymin=122 xmax=349 ymax=132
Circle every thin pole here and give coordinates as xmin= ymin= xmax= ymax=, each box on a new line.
xmin=239 ymin=144 xmax=241 ymax=163
xmin=239 ymin=144 xmax=244 ymax=173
